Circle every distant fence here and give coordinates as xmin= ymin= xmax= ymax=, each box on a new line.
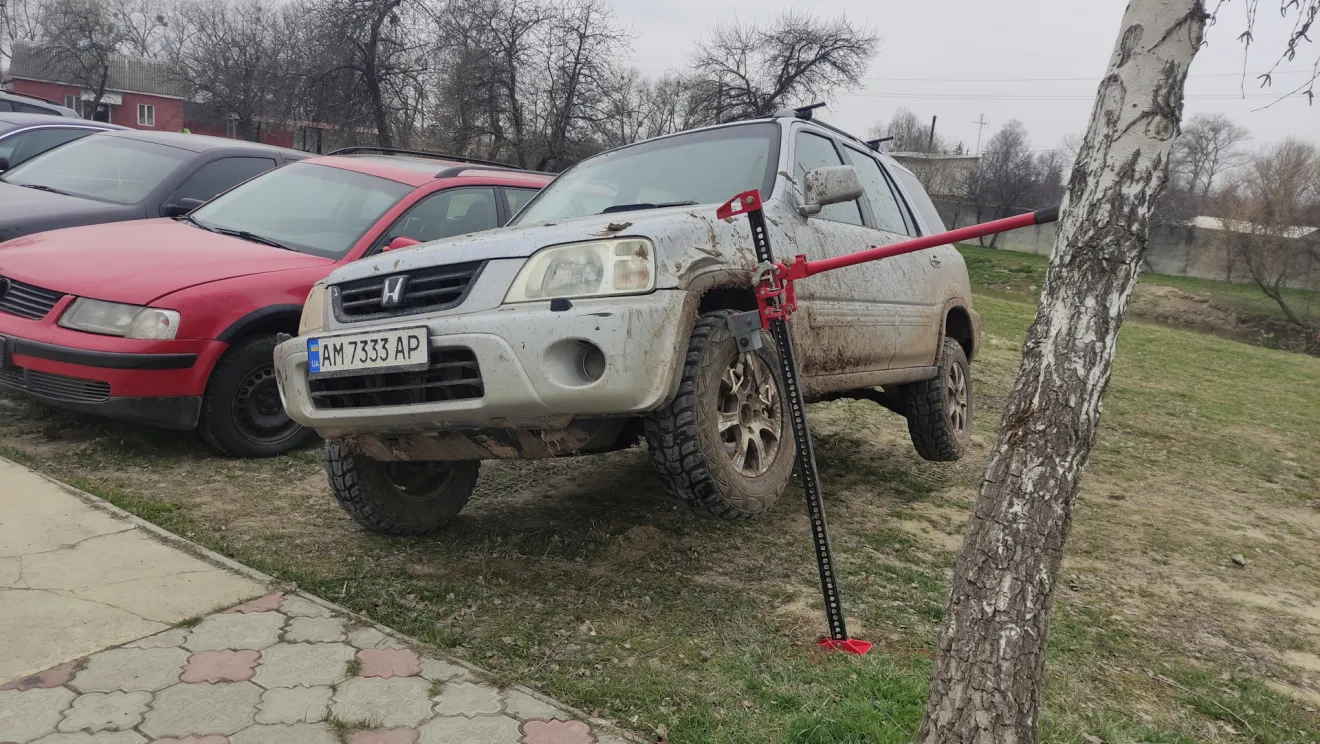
xmin=931 ymin=199 xmax=1320 ymax=291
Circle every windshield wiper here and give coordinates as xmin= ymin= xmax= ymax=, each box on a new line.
xmin=600 ymin=200 xmax=698 ymax=215
xmin=177 ymin=214 xmax=217 ymax=232
xmin=212 ymin=227 xmax=295 ymax=252
xmin=15 ymin=183 xmax=72 ymax=196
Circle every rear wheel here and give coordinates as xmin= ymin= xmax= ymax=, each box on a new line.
xmin=200 ymin=335 xmax=313 ymax=457
xmin=324 ymin=439 xmax=478 ymax=535
xmin=645 ymin=310 xmax=794 ymax=520
xmin=900 ymin=337 xmax=972 ymax=461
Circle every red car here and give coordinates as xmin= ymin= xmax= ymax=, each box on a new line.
xmin=0 ymin=148 xmax=551 ymax=457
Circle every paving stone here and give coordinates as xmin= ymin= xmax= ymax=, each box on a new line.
xmin=229 ymin=723 xmax=335 ymax=744
xmin=346 ymin=729 xmax=417 ymax=744
xmin=520 ymin=720 xmax=593 ymax=744
xmin=416 ymin=715 xmax=521 ymax=744
xmin=254 ymin=686 xmax=330 ymax=725
xmin=500 ymin=690 xmax=568 ymax=722
xmin=1 ymin=662 xmax=78 ymax=692
xmin=278 ymin=596 xmax=331 ymax=619
xmin=283 ymin=618 xmax=345 ymax=644
xmin=146 ymin=737 xmax=229 ymax=743
xmin=0 ymin=687 xmax=76 ymax=744
xmin=138 ymin=682 xmax=260 ymax=738
xmin=226 ymin=594 xmax=284 ymax=614
xmin=126 ymin=629 xmax=190 ymax=650
xmin=431 ymin=680 xmax=503 ymax=719
xmin=356 ymin=650 xmax=419 ymax=679
xmin=250 ymin=644 xmax=354 ymax=689
xmin=183 ymin=614 xmax=283 ymax=653
xmin=180 ymin=651 xmax=259 ymax=684
xmin=331 ymin=678 xmax=432 ymax=727
xmin=31 ymin=732 xmax=147 ymax=743
xmin=57 ymin=691 xmax=152 ymax=733
xmin=346 ymin=628 xmax=405 ymax=651
xmin=70 ymin=648 xmax=187 ymax=693
xmin=417 ymin=659 xmax=466 ymax=683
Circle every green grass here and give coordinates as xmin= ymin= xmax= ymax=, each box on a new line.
xmin=2 ymin=265 xmax=1319 ymax=742
xmin=957 ymin=242 xmax=1320 ymax=327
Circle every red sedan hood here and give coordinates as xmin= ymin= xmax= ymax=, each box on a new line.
xmin=0 ymin=218 xmax=333 ymax=305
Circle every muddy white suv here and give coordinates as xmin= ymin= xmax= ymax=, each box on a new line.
xmin=275 ymin=112 xmax=980 ymax=534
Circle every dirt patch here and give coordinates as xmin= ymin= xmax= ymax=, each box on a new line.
xmin=1129 ymin=284 xmax=1319 ymax=355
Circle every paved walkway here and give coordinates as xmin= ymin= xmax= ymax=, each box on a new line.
xmin=0 ymin=459 xmax=630 ymax=744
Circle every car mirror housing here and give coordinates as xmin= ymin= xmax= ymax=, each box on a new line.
xmin=799 ymin=165 xmax=864 ymax=217
xmin=385 ymin=236 xmax=422 ymax=252
xmin=162 ymin=197 xmax=206 ymax=218
xmin=0 ymin=155 xmax=10 ymax=173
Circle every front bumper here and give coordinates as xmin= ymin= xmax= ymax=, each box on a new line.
xmin=276 ymin=290 xmax=695 ymax=437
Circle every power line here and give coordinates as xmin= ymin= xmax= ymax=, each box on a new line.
xmin=855 ymin=68 xmax=1315 ymax=83
xmin=835 ymin=91 xmax=1303 ymax=101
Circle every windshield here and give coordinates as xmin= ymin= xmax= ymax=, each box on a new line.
xmin=189 ymin=162 xmax=412 ymax=259
xmin=512 ymin=122 xmax=780 ymax=224
xmin=1 ymin=135 xmax=190 ymax=205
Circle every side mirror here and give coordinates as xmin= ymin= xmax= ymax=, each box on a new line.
xmin=385 ymin=236 xmax=421 ymax=252
xmin=163 ymin=197 xmax=206 ymax=217
xmin=799 ymin=165 xmax=864 ymax=217
xmin=0 ymin=155 xmax=10 ymax=173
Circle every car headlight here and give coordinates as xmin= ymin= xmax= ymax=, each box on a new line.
xmin=505 ymin=238 xmax=654 ymax=303
xmin=300 ymin=282 xmax=328 ymax=335
xmin=58 ymin=298 xmax=180 ymax=340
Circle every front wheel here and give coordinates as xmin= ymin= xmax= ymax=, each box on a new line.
xmin=644 ymin=310 xmax=795 ymax=520
xmin=900 ymin=337 xmax=973 ymax=462
xmin=324 ymin=440 xmax=479 ymax=535
xmin=200 ymin=335 xmax=314 ymax=457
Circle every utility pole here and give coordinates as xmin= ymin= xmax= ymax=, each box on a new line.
xmin=971 ymin=113 xmax=988 ymax=154
xmin=928 ymin=115 xmax=938 ymax=152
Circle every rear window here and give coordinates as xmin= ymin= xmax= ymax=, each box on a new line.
xmin=889 ymin=166 xmax=945 ymax=235
xmin=1 ymin=135 xmax=190 ymax=205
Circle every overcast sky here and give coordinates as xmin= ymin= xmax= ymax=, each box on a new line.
xmin=614 ymin=0 xmax=1317 ymax=154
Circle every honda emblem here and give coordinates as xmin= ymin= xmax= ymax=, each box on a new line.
xmin=381 ymin=276 xmax=407 ymax=308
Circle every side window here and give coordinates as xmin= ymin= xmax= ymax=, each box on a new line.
xmin=845 ymin=147 xmax=912 ymax=236
xmin=385 ymin=187 xmax=498 ymax=244
xmin=794 ymin=131 xmax=863 ymax=226
xmin=11 ymin=101 xmax=53 ymax=115
xmin=503 ymin=188 xmax=538 ymax=221
xmin=0 ymin=128 xmax=96 ymax=167
xmin=167 ymin=157 xmax=277 ymax=208
xmin=0 ymin=102 xmax=11 ymax=112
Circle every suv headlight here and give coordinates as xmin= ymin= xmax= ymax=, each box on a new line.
xmin=505 ymin=238 xmax=654 ymax=303
xmin=58 ymin=299 xmax=180 ymax=340
xmin=299 ymin=282 xmax=328 ymax=335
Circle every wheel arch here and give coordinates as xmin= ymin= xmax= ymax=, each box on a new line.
xmin=940 ymin=301 xmax=978 ymax=362
xmin=216 ymin=304 xmax=304 ymax=344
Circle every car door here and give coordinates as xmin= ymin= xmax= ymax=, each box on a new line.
xmin=158 ymin=156 xmax=278 ymax=216
xmin=372 ymin=187 xmax=500 ymax=252
xmin=840 ymin=144 xmax=944 ymax=370
xmin=789 ymin=126 xmax=895 ymax=376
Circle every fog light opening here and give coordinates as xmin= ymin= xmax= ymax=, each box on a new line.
xmin=579 ymin=342 xmax=606 ymax=382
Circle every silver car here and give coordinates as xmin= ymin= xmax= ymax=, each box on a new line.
xmin=276 ymin=112 xmax=980 ymax=534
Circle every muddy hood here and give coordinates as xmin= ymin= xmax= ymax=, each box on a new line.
xmin=326 ymin=204 xmax=747 ymax=286
xmin=0 ymin=218 xmax=333 ymax=305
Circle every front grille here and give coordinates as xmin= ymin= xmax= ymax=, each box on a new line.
xmin=0 ymin=277 xmax=63 ymax=320
xmin=333 ymin=262 xmax=484 ymax=321
xmin=308 ymin=347 xmax=483 ymax=410
xmin=0 ymin=365 xmax=111 ymax=403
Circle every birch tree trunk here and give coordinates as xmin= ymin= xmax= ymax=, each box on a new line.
xmin=918 ymin=2 xmax=1207 ymax=742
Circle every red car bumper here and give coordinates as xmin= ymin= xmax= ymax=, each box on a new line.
xmin=0 ymin=314 xmax=228 ymax=430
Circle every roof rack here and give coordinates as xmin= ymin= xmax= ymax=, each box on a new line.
xmin=771 ymin=103 xmax=872 ymax=149
xmin=865 ymin=136 xmax=895 ymax=151
xmin=433 ymin=164 xmax=547 ymax=179
xmin=2 ymin=90 xmax=60 ymax=106
xmin=326 ymin=146 xmax=513 ymax=169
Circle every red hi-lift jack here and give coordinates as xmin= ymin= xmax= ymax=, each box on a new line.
xmin=715 ymin=190 xmax=1059 ymax=655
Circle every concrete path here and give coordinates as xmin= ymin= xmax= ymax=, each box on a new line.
xmin=0 ymin=459 xmax=630 ymax=744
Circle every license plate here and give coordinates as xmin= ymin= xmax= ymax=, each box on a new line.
xmin=308 ymin=327 xmax=429 ymax=379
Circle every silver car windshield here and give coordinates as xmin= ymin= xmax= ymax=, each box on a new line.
xmin=512 ymin=122 xmax=780 ymax=224
xmin=1 ymin=136 xmax=189 ymax=205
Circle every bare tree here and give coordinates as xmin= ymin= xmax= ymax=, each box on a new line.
xmin=919 ymin=0 xmax=1317 ymax=740
xmin=965 ymin=120 xmax=1040 ymax=245
xmin=688 ymin=11 xmax=876 ymax=122
xmin=870 ymin=107 xmax=949 ymax=154
xmin=2 ymin=0 xmax=47 ymax=67
xmin=34 ymin=0 xmax=132 ymax=117
xmin=1221 ymin=139 xmax=1320 ymax=328
xmin=163 ymin=0 xmax=294 ymax=141
xmin=105 ymin=0 xmax=167 ymax=57
xmin=1168 ymin=112 xmax=1250 ymax=208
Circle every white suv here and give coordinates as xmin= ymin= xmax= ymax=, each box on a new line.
xmin=276 ymin=112 xmax=980 ymax=534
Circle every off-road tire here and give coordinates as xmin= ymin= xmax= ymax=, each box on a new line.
xmin=901 ymin=337 xmax=972 ymax=462
xmin=644 ymin=310 xmax=794 ymax=520
xmin=324 ymin=439 xmax=478 ymax=535
xmin=200 ymin=335 xmax=314 ymax=457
